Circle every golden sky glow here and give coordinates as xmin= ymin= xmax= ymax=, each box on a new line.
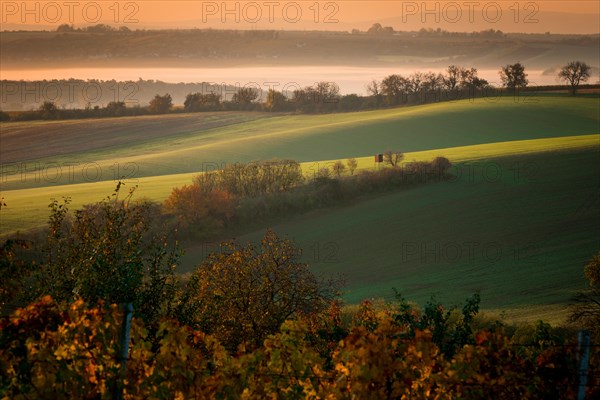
xmin=1 ymin=1 xmax=599 ymax=33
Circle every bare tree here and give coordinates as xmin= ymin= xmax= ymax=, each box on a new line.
xmin=422 ymin=72 xmax=444 ymax=92
xmin=383 ymin=150 xmax=404 ymax=167
xmin=366 ymin=80 xmax=380 ymax=96
xmin=366 ymin=80 xmax=382 ymax=106
xmin=347 ymin=158 xmax=358 ymax=175
xmin=410 ymin=72 xmax=425 ymax=93
xmin=332 ymin=160 xmax=346 ymax=177
xmin=558 ymin=61 xmax=591 ymax=95
xmin=444 ymin=65 xmax=464 ymax=91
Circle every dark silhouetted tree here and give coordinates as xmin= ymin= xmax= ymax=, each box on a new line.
xmin=431 ymin=156 xmax=452 ymax=175
xmin=39 ymin=101 xmax=58 ymax=119
xmin=381 ymin=74 xmax=409 ymax=105
xmin=184 ymin=92 xmax=221 ymax=112
xmin=558 ymin=61 xmax=591 ymax=94
xmin=383 ymin=150 xmax=404 ymax=167
xmin=366 ymin=79 xmax=383 ymax=106
xmin=264 ymin=89 xmax=287 ymax=111
xmin=460 ymin=68 xmax=487 ymax=90
xmin=148 ymin=94 xmax=173 ymax=114
xmin=232 ymin=87 xmax=259 ymax=105
xmin=499 ymin=62 xmax=529 ymax=91
xmin=105 ymin=101 xmax=127 ymax=116
xmin=444 ymin=65 xmax=464 ymax=91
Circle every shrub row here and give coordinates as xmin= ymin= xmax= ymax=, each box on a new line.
xmin=164 ymin=158 xmax=453 ymax=238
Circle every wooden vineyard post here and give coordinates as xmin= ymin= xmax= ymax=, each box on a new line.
xmin=577 ymin=329 xmax=590 ymax=400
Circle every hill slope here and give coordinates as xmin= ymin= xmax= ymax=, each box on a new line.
xmin=189 ymin=147 xmax=599 ymax=322
xmin=2 ymin=135 xmax=597 ymax=234
xmin=1 ymin=96 xmax=598 ymax=189
xmin=1 ymin=96 xmax=598 ymax=323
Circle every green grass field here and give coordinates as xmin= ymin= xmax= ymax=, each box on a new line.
xmin=213 ymin=148 xmax=599 ymax=324
xmin=1 ymin=96 xmax=598 ymax=189
xmin=1 ymin=96 xmax=599 ymax=323
xmin=1 ymin=134 xmax=598 ymax=234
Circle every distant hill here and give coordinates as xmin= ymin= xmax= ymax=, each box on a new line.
xmin=1 ymin=29 xmax=598 ymax=71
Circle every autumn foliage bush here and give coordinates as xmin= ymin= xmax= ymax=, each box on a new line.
xmin=175 ymin=229 xmax=340 ymax=352
xmin=0 ymin=296 xmax=585 ymax=399
xmin=2 ymin=176 xmax=595 ymax=399
xmin=22 ymin=189 xmax=179 ymax=328
xmin=163 ymin=184 xmax=235 ymax=236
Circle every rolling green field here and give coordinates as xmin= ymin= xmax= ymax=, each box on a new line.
xmin=1 ymin=135 xmax=598 ymax=234
xmin=1 ymin=96 xmax=599 ymax=323
xmin=212 ymin=148 xmax=599 ymax=324
xmin=1 ymin=96 xmax=598 ymax=189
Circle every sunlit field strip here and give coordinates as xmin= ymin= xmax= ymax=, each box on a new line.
xmin=305 ymin=134 xmax=600 ymax=175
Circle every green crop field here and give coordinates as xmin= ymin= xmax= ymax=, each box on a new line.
xmin=213 ymin=148 xmax=599 ymax=324
xmin=1 ymin=95 xmax=599 ymax=324
xmin=1 ymin=134 xmax=598 ymax=235
xmin=1 ymin=96 xmax=598 ymax=189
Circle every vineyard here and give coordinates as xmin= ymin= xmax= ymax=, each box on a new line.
xmin=1 ymin=194 xmax=599 ymax=398
xmin=2 ymin=294 xmax=597 ymax=399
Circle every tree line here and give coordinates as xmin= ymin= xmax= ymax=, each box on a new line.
xmin=0 ymin=60 xmax=593 ymax=122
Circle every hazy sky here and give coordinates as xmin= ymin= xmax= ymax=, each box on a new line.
xmin=2 ymin=1 xmax=599 ymax=33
